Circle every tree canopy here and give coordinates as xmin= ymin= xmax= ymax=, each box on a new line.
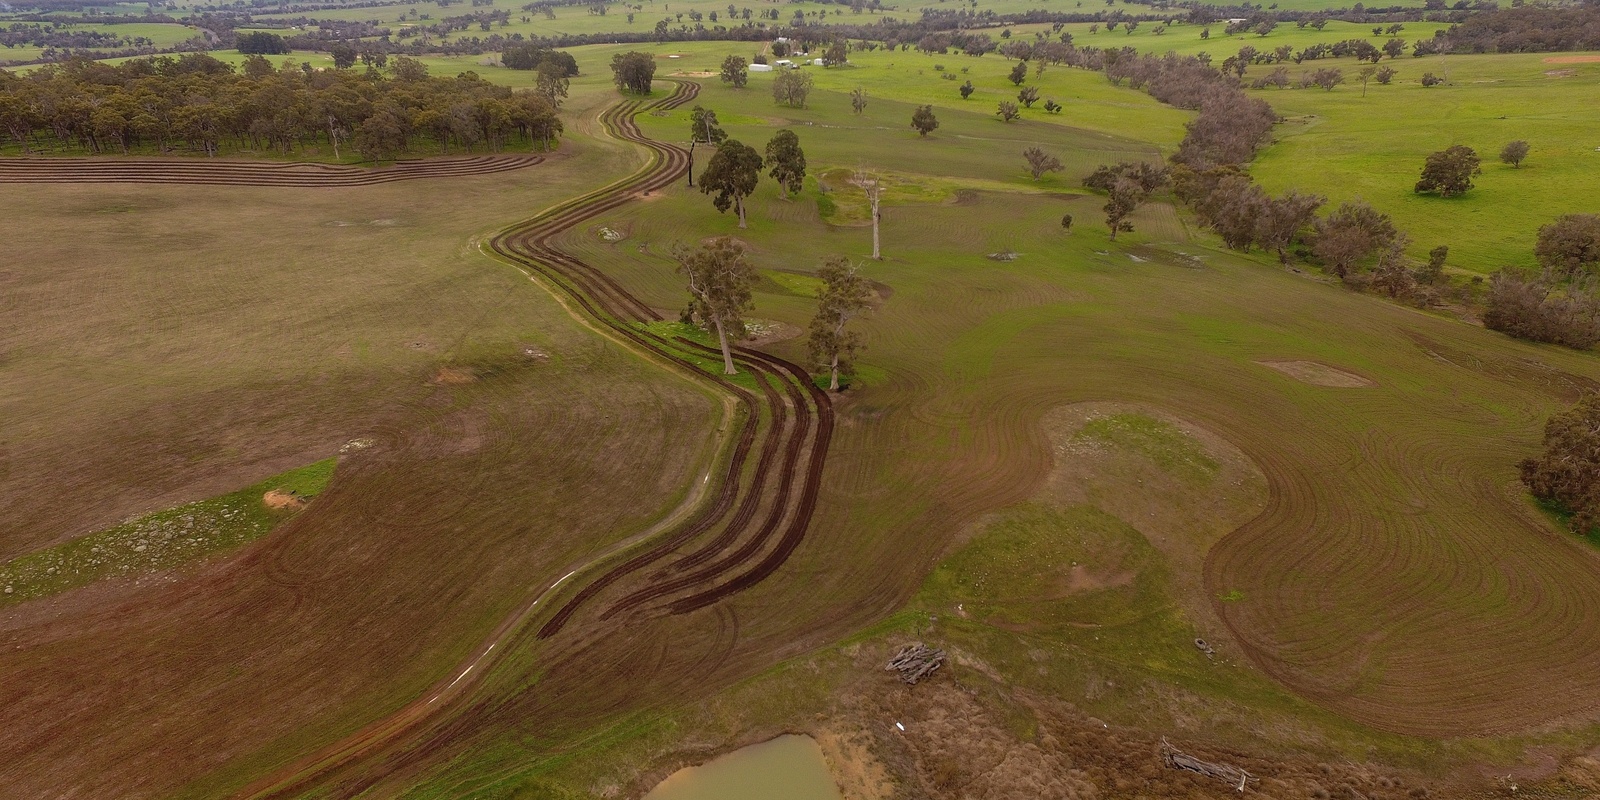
xmin=1521 ymin=394 xmax=1600 ymax=535
xmin=808 ymin=256 xmax=875 ymax=391
xmin=1500 ymin=139 xmax=1530 ymax=169
xmin=610 ymin=51 xmax=656 ymax=94
xmin=1414 ymin=144 xmax=1481 ymax=197
xmin=764 ymin=129 xmax=806 ymax=201
xmin=0 ymin=53 xmax=560 ymax=159
xmin=772 ymin=69 xmax=813 ymax=108
xmin=910 ymin=105 xmax=939 ymax=136
xmin=675 ymin=237 xmax=757 ymax=375
xmin=1536 ymin=214 xmax=1600 ymax=277
xmin=1083 ymin=162 xmax=1170 ymax=241
xmin=700 ymin=138 xmax=762 ymax=228
xmin=719 ymin=55 xmax=748 ymax=88
xmin=1313 ymin=201 xmax=1399 ymax=278
xmin=1022 ymin=147 xmax=1062 ymax=181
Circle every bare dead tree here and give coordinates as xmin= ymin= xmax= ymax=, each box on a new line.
xmin=854 ymin=169 xmax=884 ymax=260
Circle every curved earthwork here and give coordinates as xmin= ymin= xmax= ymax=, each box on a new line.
xmin=0 ymin=79 xmax=833 ymax=798
xmin=221 ymin=79 xmax=835 ymax=798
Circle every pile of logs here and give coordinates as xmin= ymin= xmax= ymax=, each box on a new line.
xmin=885 ymin=643 xmax=946 ymax=685
xmin=1160 ymin=738 xmax=1255 ymax=792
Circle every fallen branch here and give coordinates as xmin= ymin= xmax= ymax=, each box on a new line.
xmin=1160 ymin=738 xmax=1255 ymax=792
xmin=885 ymin=643 xmax=946 ymax=685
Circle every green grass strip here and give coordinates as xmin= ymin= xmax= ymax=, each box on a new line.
xmin=0 ymin=458 xmax=335 ymax=608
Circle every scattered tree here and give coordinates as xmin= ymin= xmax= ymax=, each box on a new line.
xmin=1061 ymin=213 xmax=1074 ymax=232
xmin=1358 ymin=65 xmax=1376 ymax=96
xmin=1023 ymin=146 xmax=1063 ymax=180
xmin=1018 ymin=86 xmax=1040 ymax=107
xmin=1420 ymin=72 xmax=1444 ymax=87
xmin=996 ymin=100 xmax=1021 ymax=122
xmin=674 ymin=237 xmax=757 ymax=374
xmin=1536 ymin=214 xmax=1600 ymax=276
xmin=329 ymin=42 xmax=358 ymax=70
xmin=772 ymin=69 xmax=813 ymax=107
xmin=699 ymin=139 xmax=763 ymax=228
xmin=959 ymin=80 xmax=975 ymax=99
xmin=1500 ymin=139 xmax=1530 ymax=169
xmin=685 ymin=105 xmax=726 ymax=188
xmin=764 ymin=129 xmax=806 ymax=200
xmin=1009 ymin=61 xmax=1028 ymax=85
xmin=854 ymin=170 xmax=886 ymax=259
xmin=1376 ymin=65 xmax=1397 ymax=84
xmin=911 ymin=105 xmax=939 ymax=136
xmin=720 ymin=54 xmax=748 ymax=88
xmin=536 ymin=61 xmax=570 ymax=107
xmin=825 ymin=39 xmax=848 ymax=66
xmin=1521 ymin=394 xmax=1600 ymax=533
xmin=1417 ymin=244 xmax=1449 ymax=284
xmin=1083 ymin=162 xmax=1170 ymax=241
xmin=808 ymin=256 xmax=875 ymax=391
xmin=850 ymin=86 xmax=868 ymax=114
xmin=1043 ymin=99 xmax=1062 ymax=113
xmin=610 ymin=51 xmax=656 ymax=94
xmin=1414 ymin=144 xmax=1481 ymax=197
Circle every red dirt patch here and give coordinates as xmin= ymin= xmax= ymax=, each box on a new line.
xmin=431 ymin=366 xmax=476 ymax=385
xmin=262 ymin=489 xmax=307 ymax=510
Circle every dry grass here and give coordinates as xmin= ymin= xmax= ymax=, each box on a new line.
xmin=0 ymin=88 xmax=726 ymax=799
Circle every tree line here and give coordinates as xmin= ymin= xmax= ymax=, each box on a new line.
xmin=0 ymin=53 xmax=563 ymax=161
xmin=1420 ymin=3 xmax=1600 ymax=54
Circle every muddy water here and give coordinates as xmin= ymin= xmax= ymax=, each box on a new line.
xmin=643 ymin=734 xmax=842 ymax=800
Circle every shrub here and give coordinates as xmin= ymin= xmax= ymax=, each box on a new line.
xmin=1483 ymin=271 xmax=1600 ymax=349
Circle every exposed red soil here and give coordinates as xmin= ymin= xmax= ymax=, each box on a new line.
xmin=262 ymin=490 xmax=307 ymax=510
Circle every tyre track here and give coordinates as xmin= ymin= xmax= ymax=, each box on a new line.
xmin=222 ymin=79 xmax=833 ymax=797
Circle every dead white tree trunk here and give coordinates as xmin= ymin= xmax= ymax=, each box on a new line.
xmin=855 ymin=170 xmax=884 ymax=260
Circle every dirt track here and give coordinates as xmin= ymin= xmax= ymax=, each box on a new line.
xmin=215 ymin=80 xmax=832 ymax=798
xmin=0 ymin=80 xmax=835 ymax=798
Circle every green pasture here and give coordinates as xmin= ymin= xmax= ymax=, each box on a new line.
xmin=401 ymin=75 xmax=1600 ymax=795
xmin=1017 ymin=18 xmax=1452 ymax=58
xmin=1246 ymin=51 xmax=1600 ymax=273
xmin=10 ymin=31 xmax=1600 ymax=797
xmin=566 ymin=73 xmax=1600 ymax=734
xmin=0 ymin=20 xmax=201 ymax=64
xmin=242 ymin=0 xmax=921 ymax=39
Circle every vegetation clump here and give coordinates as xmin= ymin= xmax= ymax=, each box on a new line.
xmin=610 ymin=50 xmax=655 ymax=94
xmin=1483 ymin=272 xmax=1600 ymax=349
xmin=1414 ymin=144 xmax=1481 ymax=197
xmin=1522 ymin=394 xmax=1600 ymax=536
